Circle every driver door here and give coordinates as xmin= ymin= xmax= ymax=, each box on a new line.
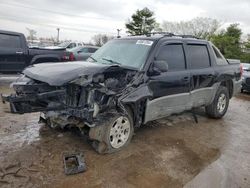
xmin=144 ymin=42 xmax=191 ymax=123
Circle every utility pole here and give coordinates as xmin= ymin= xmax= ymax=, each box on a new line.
xmin=57 ymin=28 xmax=60 ymax=44
xmin=117 ymin=29 xmax=122 ymax=38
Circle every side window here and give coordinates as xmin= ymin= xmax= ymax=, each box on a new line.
xmin=67 ymin=43 xmax=76 ymax=49
xmin=0 ymin=34 xmax=21 ymax=48
xmin=80 ymin=48 xmax=89 ymax=53
xmin=186 ymin=44 xmax=210 ymax=69
xmin=156 ymin=44 xmax=186 ymax=71
xmin=212 ymin=46 xmax=228 ymax=65
xmin=89 ymin=48 xmax=97 ymax=53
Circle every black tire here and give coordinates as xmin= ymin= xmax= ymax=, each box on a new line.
xmin=205 ymin=86 xmax=229 ymax=119
xmin=241 ymin=89 xmax=244 ymax=93
xmin=89 ymin=110 xmax=134 ymax=154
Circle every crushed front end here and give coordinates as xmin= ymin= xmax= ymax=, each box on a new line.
xmin=2 ymin=65 xmax=136 ymax=130
xmin=2 ymin=76 xmax=66 ymax=113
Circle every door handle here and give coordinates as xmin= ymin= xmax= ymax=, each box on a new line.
xmin=16 ymin=51 xmax=23 ymax=55
xmin=182 ymin=77 xmax=189 ymax=81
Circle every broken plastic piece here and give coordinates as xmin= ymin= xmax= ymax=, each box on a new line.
xmin=63 ymin=152 xmax=86 ymax=175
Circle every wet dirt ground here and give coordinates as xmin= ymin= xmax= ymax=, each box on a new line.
xmin=0 ymin=76 xmax=250 ymax=188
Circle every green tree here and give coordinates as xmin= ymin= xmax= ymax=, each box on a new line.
xmin=125 ymin=7 xmax=157 ymax=35
xmin=211 ymin=24 xmax=242 ymax=59
xmin=245 ymin=35 xmax=250 ymax=49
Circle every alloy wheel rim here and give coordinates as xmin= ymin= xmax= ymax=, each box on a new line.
xmin=217 ymin=93 xmax=226 ymax=113
xmin=109 ymin=116 xmax=130 ymax=149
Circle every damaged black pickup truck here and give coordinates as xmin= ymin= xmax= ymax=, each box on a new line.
xmin=2 ymin=33 xmax=242 ymax=154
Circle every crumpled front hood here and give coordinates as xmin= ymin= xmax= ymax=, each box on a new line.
xmin=23 ymin=61 xmax=112 ymax=86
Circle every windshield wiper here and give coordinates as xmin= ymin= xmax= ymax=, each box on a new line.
xmin=88 ymin=56 xmax=97 ymax=62
xmin=102 ymin=58 xmax=121 ymax=65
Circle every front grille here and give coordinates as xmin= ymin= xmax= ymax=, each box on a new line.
xmin=246 ymin=78 xmax=250 ymax=85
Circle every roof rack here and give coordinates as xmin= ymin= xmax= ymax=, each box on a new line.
xmin=130 ymin=32 xmax=200 ymax=39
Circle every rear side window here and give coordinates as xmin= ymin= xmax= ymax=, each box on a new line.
xmin=212 ymin=46 xmax=228 ymax=65
xmin=156 ymin=44 xmax=186 ymax=71
xmin=186 ymin=44 xmax=210 ymax=69
xmin=0 ymin=34 xmax=21 ymax=48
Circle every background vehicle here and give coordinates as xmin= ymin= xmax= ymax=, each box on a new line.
xmin=2 ymin=33 xmax=241 ymax=154
xmin=0 ymin=30 xmax=74 ymax=73
xmin=45 ymin=41 xmax=84 ymax=50
xmin=68 ymin=46 xmax=99 ymax=61
xmin=241 ymin=63 xmax=250 ymax=92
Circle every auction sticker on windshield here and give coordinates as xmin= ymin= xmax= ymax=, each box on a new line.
xmin=136 ymin=40 xmax=153 ymax=46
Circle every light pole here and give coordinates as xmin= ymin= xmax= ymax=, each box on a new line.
xmin=57 ymin=28 xmax=60 ymax=44
xmin=117 ymin=29 xmax=122 ymax=38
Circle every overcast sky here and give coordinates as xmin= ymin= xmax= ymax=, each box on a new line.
xmin=0 ymin=0 xmax=250 ymax=42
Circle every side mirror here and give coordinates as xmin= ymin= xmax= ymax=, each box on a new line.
xmin=152 ymin=60 xmax=168 ymax=75
xmin=77 ymin=50 xmax=82 ymax=54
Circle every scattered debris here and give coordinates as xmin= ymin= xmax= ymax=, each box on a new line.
xmin=57 ymin=133 xmax=64 ymax=138
xmin=63 ymin=153 xmax=86 ymax=175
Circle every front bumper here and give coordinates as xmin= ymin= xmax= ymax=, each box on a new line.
xmin=1 ymin=90 xmax=66 ymax=113
xmin=1 ymin=88 xmax=96 ymax=124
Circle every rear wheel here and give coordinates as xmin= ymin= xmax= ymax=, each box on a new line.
xmin=89 ymin=110 xmax=134 ymax=154
xmin=205 ymin=86 xmax=229 ymax=119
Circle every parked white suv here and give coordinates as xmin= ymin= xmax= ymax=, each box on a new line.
xmin=45 ymin=42 xmax=84 ymax=50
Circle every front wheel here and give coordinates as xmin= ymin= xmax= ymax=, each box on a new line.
xmin=89 ymin=110 xmax=134 ymax=154
xmin=205 ymin=86 xmax=229 ymax=119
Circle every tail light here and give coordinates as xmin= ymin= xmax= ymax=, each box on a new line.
xmin=69 ymin=52 xmax=75 ymax=61
xmin=62 ymin=52 xmax=75 ymax=61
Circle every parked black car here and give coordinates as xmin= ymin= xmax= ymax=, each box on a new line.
xmin=2 ymin=33 xmax=241 ymax=154
xmin=0 ymin=30 xmax=74 ymax=72
xmin=241 ymin=63 xmax=250 ymax=92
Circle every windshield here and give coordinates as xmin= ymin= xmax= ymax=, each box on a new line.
xmin=58 ymin=42 xmax=70 ymax=47
xmin=89 ymin=39 xmax=153 ymax=69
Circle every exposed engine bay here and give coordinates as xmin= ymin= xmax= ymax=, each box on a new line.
xmin=2 ymin=65 xmax=140 ymax=131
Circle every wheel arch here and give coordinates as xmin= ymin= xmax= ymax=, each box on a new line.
xmin=220 ymin=79 xmax=233 ymax=98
